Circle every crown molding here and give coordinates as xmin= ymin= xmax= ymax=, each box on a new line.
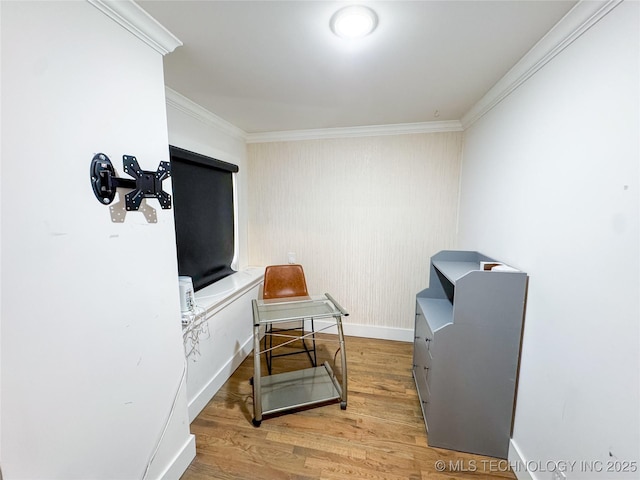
xmin=461 ymin=0 xmax=623 ymax=129
xmin=88 ymin=0 xmax=182 ymax=55
xmin=165 ymin=88 xmax=248 ymax=141
xmin=246 ymin=120 xmax=463 ymax=144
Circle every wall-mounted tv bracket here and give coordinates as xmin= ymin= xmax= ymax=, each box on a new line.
xmin=90 ymin=153 xmax=172 ymax=211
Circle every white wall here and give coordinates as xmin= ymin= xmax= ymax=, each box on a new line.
xmin=458 ymin=2 xmax=639 ymax=478
xmin=248 ymin=133 xmax=462 ymax=340
xmin=1 ymin=2 xmax=193 ymax=478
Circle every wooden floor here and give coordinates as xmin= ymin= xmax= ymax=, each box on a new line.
xmin=180 ymin=334 xmax=516 ymax=480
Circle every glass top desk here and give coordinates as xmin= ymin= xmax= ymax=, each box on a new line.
xmin=251 ymin=293 xmax=348 ymax=426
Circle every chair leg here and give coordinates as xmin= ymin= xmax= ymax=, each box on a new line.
xmin=264 ymin=322 xmax=273 ymax=375
xmin=310 ymin=317 xmax=317 ymax=367
xmin=265 ymin=318 xmax=317 ymax=373
xmin=301 ymin=317 xmax=317 ymax=368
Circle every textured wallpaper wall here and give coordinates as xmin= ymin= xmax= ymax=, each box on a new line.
xmin=248 ymin=132 xmax=462 ymax=335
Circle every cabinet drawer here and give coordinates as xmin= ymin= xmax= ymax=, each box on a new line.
xmin=414 ymin=335 xmax=429 ymax=368
xmin=416 ymin=303 xmax=435 ymax=339
xmin=422 ymin=369 xmax=431 ymax=403
xmin=415 ymin=312 xmax=433 ymax=344
xmin=413 ymin=363 xmax=431 ymax=404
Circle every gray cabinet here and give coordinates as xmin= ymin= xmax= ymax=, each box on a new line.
xmin=413 ymin=250 xmax=528 ymax=459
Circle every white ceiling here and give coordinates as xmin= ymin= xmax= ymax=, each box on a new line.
xmin=138 ymin=0 xmax=577 ymax=134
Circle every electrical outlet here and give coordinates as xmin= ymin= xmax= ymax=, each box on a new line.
xmin=552 ymin=470 xmax=567 ymax=480
xmin=287 ymin=252 xmax=296 ymax=264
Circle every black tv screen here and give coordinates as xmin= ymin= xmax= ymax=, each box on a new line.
xmin=169 ymin=145 xmax=239 ymax=291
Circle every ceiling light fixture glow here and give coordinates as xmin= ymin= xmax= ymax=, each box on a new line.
xmin=330 ymin=5 xmax=378 ymax=39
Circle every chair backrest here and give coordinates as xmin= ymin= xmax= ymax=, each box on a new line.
xmin=262 ymin=264 xmax=309 ymax=300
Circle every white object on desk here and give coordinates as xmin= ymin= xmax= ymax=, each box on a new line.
xmin=178 ymin=276 xmax=195 ymax=313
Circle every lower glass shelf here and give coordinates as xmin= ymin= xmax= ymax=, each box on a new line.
xmin=260 ymin=362 xmax=342 ymax=416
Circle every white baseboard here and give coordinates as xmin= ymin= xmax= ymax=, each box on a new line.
xmin=187 ymin=334 xmax=254 ymax=422
xmin=509 ymin=439 xmax=535 ymax=480
xmin=158 ymin=434 xmax=196 ymax=480
xmin=315 ymin=319 xmax=414 ymax=343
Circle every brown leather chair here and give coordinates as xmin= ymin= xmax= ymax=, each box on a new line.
xmin=263 ymin=264 xmax=309 ymax=300
xmin=262 ymin=264 xmax=316 ymax=374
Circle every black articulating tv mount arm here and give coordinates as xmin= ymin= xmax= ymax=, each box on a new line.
xmin=90 ymin=152 xmax=172 ymax=211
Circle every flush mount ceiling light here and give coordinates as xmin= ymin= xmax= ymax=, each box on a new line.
xmin=330 ymin=5 xmax=378 ymax=39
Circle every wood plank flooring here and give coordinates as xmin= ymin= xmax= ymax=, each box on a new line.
xmin=180 ymin=334 xmax=516 ymax=480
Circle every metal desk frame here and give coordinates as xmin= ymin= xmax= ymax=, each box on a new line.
xmin=251 ymin=293 xmax=348 ymax=426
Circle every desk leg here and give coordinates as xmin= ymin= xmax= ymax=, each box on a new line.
xmin=252 ymin=321 xmax=262 ymax=426
xmin=336 ymin=315 xmax=348 ymax=409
